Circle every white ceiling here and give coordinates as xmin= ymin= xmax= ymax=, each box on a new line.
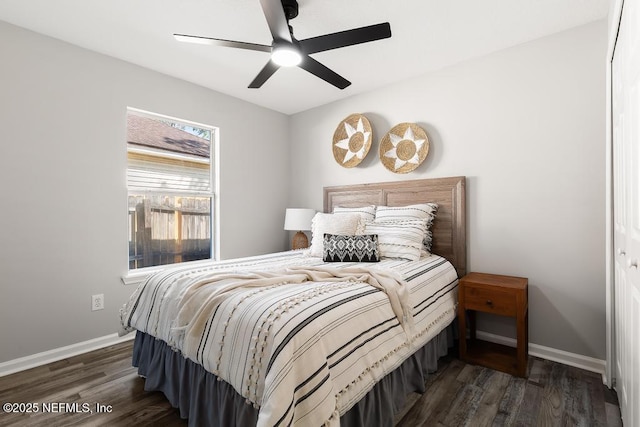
xmin=0 ymin=0 xmax=608 ymax=115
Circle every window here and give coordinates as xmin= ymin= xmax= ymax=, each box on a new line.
xmin=126 ymin=108 xmax=216 ymax=271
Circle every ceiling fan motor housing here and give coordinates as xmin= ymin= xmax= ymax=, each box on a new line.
xmin=282 ymin=0 xmax=299 ymax=21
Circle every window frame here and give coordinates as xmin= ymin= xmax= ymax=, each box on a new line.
xmin=122 ymin=107 xmax=220 ymax=285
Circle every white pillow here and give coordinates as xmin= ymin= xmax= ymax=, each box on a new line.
xmin=308 ymin=213 xmax=364 ymax=257
xmin=364 ymin=219 xmax=428 ymax=261
xmin=333 ymin=205 xmax=376 ymax=222
xmin=375 ymin=203 xmax=438 ymax=251
xmin=375 ymin=203 xmax=437 ymax=224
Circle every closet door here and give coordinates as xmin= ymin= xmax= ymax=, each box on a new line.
xmin=612 ymin=0 xmax=640 ymax=424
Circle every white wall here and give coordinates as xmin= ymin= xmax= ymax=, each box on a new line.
xmin=0 ymin=21 xmax=290 ymax=363
xmin=289 ymin=21 xmax=607 ymax=359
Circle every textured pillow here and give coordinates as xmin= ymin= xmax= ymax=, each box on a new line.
xmin=364 ymin=219 xmax=428 ymax=261
xmin=323 ymin=234 xmax=380 ymax=263
xmin=308 ymin=213 xmax=364 ymax=257
xmin=375 ymin=203 xmax=438 ymax=252
xmin=333 ymin=205 xmax=376 ymax=223
xmin=423 ymin=230 xmax=434 ymax=252
xmin=375 ymin=203 xmax=437 ymax=224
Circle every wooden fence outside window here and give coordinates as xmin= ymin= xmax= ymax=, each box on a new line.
xmin=128 ymin=195 xmax=211 ymax=269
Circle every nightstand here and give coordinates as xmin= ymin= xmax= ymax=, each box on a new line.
xmin=458 ymin=272 xmax=528 ymax=377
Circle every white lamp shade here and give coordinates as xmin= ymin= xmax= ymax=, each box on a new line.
xmin=284 ymin=208 xmax=316 ymax=231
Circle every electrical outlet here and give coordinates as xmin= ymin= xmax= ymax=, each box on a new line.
xmin=92 ymin=294 xmax=104 ymax=311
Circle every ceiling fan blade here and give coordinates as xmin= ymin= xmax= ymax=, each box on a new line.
xmin=298 ymin=56 xmax=351 ymax=89
xmin=174 ymin=34 xmax=271 ymax=53
xmin=299 ymin=22 xmax=391 ymax=54
xmin=259 ymin=0 xmax=292 ymax=43
xmin=248 ymin=60 xmax=280 ymax=88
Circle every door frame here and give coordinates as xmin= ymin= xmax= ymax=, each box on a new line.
xmin=606 ymin=0 xmax=625 ymax=389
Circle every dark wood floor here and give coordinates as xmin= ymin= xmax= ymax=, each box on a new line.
xmin=394 ymin=354 xmax=622 ymax=427
xmin=0 ymin=340 xmax=622 ymax=427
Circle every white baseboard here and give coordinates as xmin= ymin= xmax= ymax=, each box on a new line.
xmin=0 ymin=332 xmax=136 ymax=377
xmin=476 ymin=330 xmax=608 ymax=384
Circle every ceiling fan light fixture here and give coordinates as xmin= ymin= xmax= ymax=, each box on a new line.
xmin=271 ymin=43 xmax=302 ymax=67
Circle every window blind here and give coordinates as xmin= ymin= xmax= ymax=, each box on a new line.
xmin=127 ymin=154 xmax=211 ymax=194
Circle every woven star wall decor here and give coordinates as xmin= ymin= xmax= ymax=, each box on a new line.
xmin=332 ymin=113 xmax=373 ymax=168
xmin=379 ymin=122 xmax=429 ymax=173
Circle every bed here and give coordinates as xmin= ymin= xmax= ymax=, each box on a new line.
xmin=120 ymin=176 xmax=466 ymax=426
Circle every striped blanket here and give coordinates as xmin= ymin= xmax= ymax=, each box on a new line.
xmin=120 ymin=251 xmax=458 ymax=426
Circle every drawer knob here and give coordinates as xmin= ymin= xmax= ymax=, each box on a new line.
xmin=486 ymin=300 xmax=493 ymax=306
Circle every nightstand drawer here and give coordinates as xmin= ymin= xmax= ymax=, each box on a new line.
xmin=463 ymin=287 xmax=516 ymax=316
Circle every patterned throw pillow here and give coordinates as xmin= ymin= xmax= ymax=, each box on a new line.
xmin=323 ymin=234 xmax=380 ymax=263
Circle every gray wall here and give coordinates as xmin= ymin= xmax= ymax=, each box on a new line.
xmin=0 ymin=18 xmax=608 ymax=364
xmin=288 ymin=21 xmax=607 ymax=359
xmin=0 ymin=21 xmax=290 ymax=363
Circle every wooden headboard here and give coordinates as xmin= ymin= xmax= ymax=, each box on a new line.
xmin=324 ymin=176 xmax=466 ymax=277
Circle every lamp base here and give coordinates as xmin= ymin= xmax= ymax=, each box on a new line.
xmin=291 ymin=231 xmax=309 ymax=250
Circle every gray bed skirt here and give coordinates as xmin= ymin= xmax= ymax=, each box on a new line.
xmin=132 ymin=325 xmax=454 ymax=426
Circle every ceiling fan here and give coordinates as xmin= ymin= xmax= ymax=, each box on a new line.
xmin=174 ymin=0 xmax=392 ymax=89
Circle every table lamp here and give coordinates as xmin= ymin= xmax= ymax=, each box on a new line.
xmin=284 ymin=208 xmax=316 ymax=250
